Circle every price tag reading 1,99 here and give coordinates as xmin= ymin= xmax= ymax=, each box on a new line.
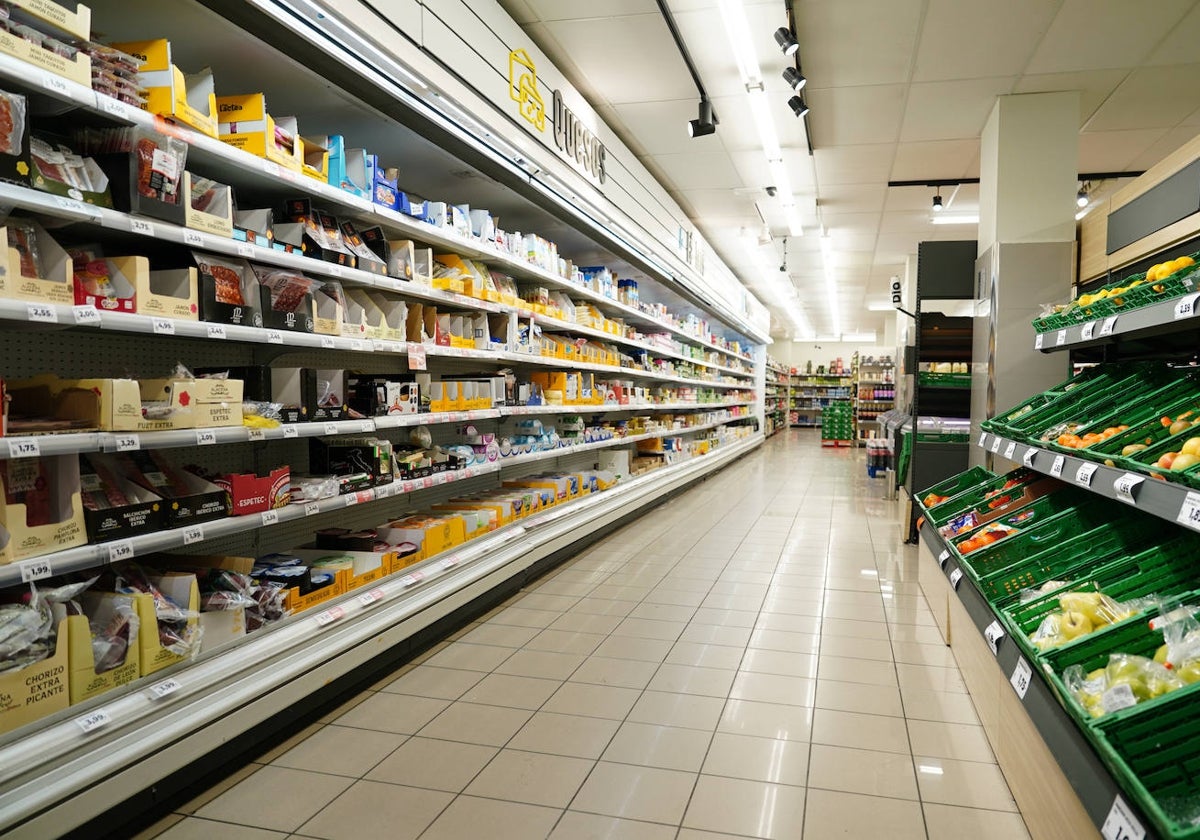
xmin=107 ymin=540 xmax=134 ymax=563
xmin=19 ymin=558 xmax=52 ymax=583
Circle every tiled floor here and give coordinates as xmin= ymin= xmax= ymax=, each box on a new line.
xmin=137 ymin=430 xmax=1032 ymax=840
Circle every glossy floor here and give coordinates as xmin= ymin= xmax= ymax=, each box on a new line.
xmin=138 ymin=430 xmax=1031 ymax=840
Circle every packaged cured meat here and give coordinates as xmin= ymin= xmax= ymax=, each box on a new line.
xmin=0 ymin=90 xmax=26 ymax=157
xmin=193 ymin=253 xmax=248 ymax=306
xmin=8 ymin=221 xmax=42 ymax=278
xmin=252 ymin=266 xmax=314 ymax=312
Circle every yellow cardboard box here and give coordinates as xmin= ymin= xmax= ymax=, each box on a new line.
xmin=0 ymin=618 xmax=68 ymax=735
xmin=68 ymin=594 xmax=140 ymax=704
xmin=134 ymin=573 xmax=201 ymax=677
xmin=215 ymin=93 xmax=303 ymax=170
xmin=112 ymin=39 xmax=217 ymax=137
xmin=0 ymin=454 xmax=86 ymax=564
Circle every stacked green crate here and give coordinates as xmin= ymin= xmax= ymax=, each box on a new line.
xmin=821 ymin=399 xmax=853 ymax=441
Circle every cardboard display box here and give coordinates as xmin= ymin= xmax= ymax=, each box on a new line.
xmin=0 ymin=220 xmax=73 ymax=305
xmin=215 ymin=93 xmax=301 ymax=169
xmin=0 ymin=454 xmax=86 ymax=564
xmin=71 ymin=253 xmax=143 ymax=314
xmin=133 ymin=572 xmax=200 ymax=677
xmin=0 ymin=618 xmax=68 ymax=735
xmin=202 ymin=465 xmax=290 ymax=516
xmin=113 ymin=39 xmax=217 ymax=137
xmin=184 ymin=172 xmax=233 ymax=238
xmin=80 ymin=453 xmax=165 ymax=542
xmin=67 ymin=593 xmax=140 ymax=704
xmin=123 ymin=450 xmax=228 ymax=528
xmin=192 ymin=252 xmax=262 ymax=328
xmin=377 ymin=515 xmax=466 ymax=559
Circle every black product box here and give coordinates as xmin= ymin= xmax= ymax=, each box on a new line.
xmin=277 ymin=198 xmax=355 ymax=267
xmin=252 ymin=266 xmax=315 ymax=333
xmin=346 ymin=374 xmax=419 ymax=417
xmin=121 ymin=450 xmax=229 ymax=528
xmin=339 ymin=220 xmax=387 ymax=276
xmin=95 ymin=152 xmax=185 ymax=226
xmin=233 ymin=208 xmax=274 ymax=247
xmin=191 ymin=252 xmax=262 ymax=327
xmin=79 ymin=453 xmax=165 ymax=541
xmin=309 ymin=438 xmax=392 ymax=487
xmin=314 ymin=528 xmax=379 ymax=551
xmin=253 ymin=553 xmax=315 ymax=594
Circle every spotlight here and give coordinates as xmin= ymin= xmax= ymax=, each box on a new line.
xmin=932 ymin=190 xmax=943 ymax=212
xmin=774 ymin=27 xmax=799 ymax=56
xmin=787 ymin=96 xmax=809 ymax=118
xmin=1077 ymin=189 xmax=1088 ymax=208
xmin=782 ymin=67 xmax=807 ymax=92
xmin=687 ymin=98 xmax=715 ymax=138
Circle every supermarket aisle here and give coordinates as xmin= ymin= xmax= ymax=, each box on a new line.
xmin=139 ymin=430 xmax=1030 ymax=840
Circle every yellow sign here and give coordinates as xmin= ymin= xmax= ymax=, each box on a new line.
xmin=508 ymin=48 xmax=545 ymax=132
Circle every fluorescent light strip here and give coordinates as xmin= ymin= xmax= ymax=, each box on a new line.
xmin=820 ymin=234 xmax=841 ymax=336
xmin=930 ymin=214 xmax=979 ymax=225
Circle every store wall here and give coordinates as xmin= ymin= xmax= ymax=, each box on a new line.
xmin=773 ymin=341 xmax=896 ymax=371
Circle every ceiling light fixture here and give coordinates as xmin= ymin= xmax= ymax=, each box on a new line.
xmin=1077 ymin=183 xmax=1089 ymax=208
xmin=774 ymin=26 xmax=799 ymax=55
xmin=788 ymin=96 xmax=809 ymax=118
xmin=782 ymin=67 xmax=806 ymax=92
xmin=930 ymin=214 xmax=979 ymax=225
xmin=657 ymin=0 xmax=719 ymax=139
xmin=688 ymin=98 xmax=716 ymax=137
xmin=932 ymin=189 xmax=943 ymax=212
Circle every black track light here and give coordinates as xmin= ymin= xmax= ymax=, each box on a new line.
xmin=782 ymin=67 xmax=807 ymax=93
xmin=774 ymin=26 xmax=799 ymax=56
xmin=933 ymin=191 xmax=944 ymax=212
xmin=688 ymin=98 xmax=716 ymax=138
xmin=787 ymin=96 xmax=809 ymax=118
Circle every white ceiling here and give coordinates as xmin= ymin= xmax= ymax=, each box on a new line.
xmin=497 ymin=0 xmax=1200 ymax=339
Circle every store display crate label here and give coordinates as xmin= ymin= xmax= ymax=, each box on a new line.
xmin=1177 ymin=491 xmax=1200 ymax=530
xmin=1101 ymin=796 xmax=1146 ymax=840
xmin=7 ymin=438 xmax=40 ymax=459
xmin=261 ymin=510 xmax=279 ymax=526
xmin=1114 ymin=473 xmax=1144 ymax=505
xmin=1175 ymin=293 xmax=1200 ymax=320
xmin=1075 ymin=463 xmax=1098 ymax=487
xmin=314 ymin=606 xmax=345 ymax=627
xmin=1023 ymin=447 xmax=1039 ymax=467
xmin=149 ymin=678 xmax=182 ymax=700
xmin=182 ymin=524 xmax=204 ymax=546
xmin=938 ymin=550 xmax=950 ymax=568
xmin=949 ymin=568 xmax=964 ymax=589
xmin=1004 ymin=441 xmax=1017 ymax=460
xmin=107 ymin=540 xmax=134 ymax=563
xmin=1101 ymin=315 xmax=1119 ymax=336
xmin=1081 ymin=321 xmax=1097 ymax=340
xmin=19 ymin=558 xmax=52 ymax=583
xmin=990 ymin=435 xmax=1002 ymax=454
xmin=75 ymin=709 xmax=111 ymax=734
xmin=1010 ymin=657 xmax=1032 ymax=699
xmin=984 ymin=620 xmax=1005 ymax=655
xmin=1034 ymin=333 xmax=1044 ymax=350
xmin=27 ymin=302 xmax=57 ymax=323
xmin=72 ymin=306 xmax=100 ymax=326
xmin=114 ymin=434 xmax=140 ymax=452
xmin=1055 ymin=329 xmax=1067 ymax=346
xmin=1051 ymin=455 xmax=1066 ymax=477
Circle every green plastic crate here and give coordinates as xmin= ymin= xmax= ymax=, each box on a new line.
xmin=1001 ymin=365 xmax=1171 ymax=442
xmin=924 ymin=468 xmax=1036 ymax=526
xmin=983 ymin=367 xmax=1126 ymax=438
xmin=1037 ymin=375 xmax=1200 ymax=449
xmin=1125 ymin=425 xmax=1200 ymax=489
xmin=915 ymin=465 xmax=994 ymax=512
xmin=1053 ymin=391 xmax=1200 ymax=462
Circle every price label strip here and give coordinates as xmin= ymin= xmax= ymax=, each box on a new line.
xmin=196 ymin=429 xmax=217 ymax=446
xmin=113 ymin=434 xmax=140 ymax=452
xmin=7 ymin=438 xmax=40 ymax=459
xmin=261 ymin=510 xmax=280 ymax=526
xmin=107 ymin=540 xmax=135 ymax=563
xmin=206 ymin=324 xmax=227 ymax=340
xmin=152 ymin=318 xmax=175 ymax=336
xmin=19 ymin=558 xmax=52 ymax=583
xmin=1010 ymin=657 xmax=1032 ymax=699
xmin=149 ymin=678 xmax=182 ymax=699
xmin=182 ymin=524 xmax=205 ymax=546
xmin=978 ymin=431 xmax=989 ymax=448
xmin=938 ymin=549 xmax=950 ymax=569
xmin=1080 ymin=321 xmax=1097 ymax=340
xmin=984 ymin=620 xmax=1005 ymax=655
xmin=990 ymin=435 xmax=1002 ymax=454
xmin=304 ymin=501 xmax=321 ymax=517
xmin=1075 ymin=462 xmax=1099 ymax=487
xmin=1101 ymin=795 xmax=1146 ymax=840
xmin=949 ymin=568 xmax=964 ymax=589
xmin=1114 ymin=473 xmax=1145 ymax=505
xmin=314 ymin=606 xmax=346 ymax=627
xmin=1100 ymin=315 xmax=1119 ymax=336
xmin=75 ymin=709 xmax=111 ymax=734
xmin=1055 ymin=329 xmax=1068 ymax=347
xmin=1004 ymin=441 xmax=1017 ymax=460
xmin=72 ymin=305 xmax=101 ymax=326
xmin=1034 ymin=332 xmax=1044 ymax=350
xmin=27 ymin=302 xmax=57 ymax=323
xmin=1051 ymin=455 xmax=1066 ymax=477
xmin=1175 ymin=292 xmax=1200 ymax=321
xmin=358 ymin=588 xmax=385 ymax=607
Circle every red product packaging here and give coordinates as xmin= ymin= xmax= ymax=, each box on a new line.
xmin=210 ymin=466 xmax=290 ymax=516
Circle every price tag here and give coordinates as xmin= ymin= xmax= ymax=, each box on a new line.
xmin=324 ymin=422 xmax=339 ymax=436
xmin=129 ymin=218 xmax=155 ymax=236
xmin=6 ymin=438 xmax=40 ymax=459
xmin=1175 ymin=293 xmax=1200 ymax=320
xmin=183 ymin=230 xmax=204 ymax=247
xmin=1034 ymin=332 xmax=1044 ymax=350
xmin=182 ymin=524 xmax=205 ymax=546
xmin=937 ymin=549 xmax=950 ymax=569
xmin=320 ymin=336 xmax=336 ymax=349
xmin=440 ymin=555 xmax=460 ymax=570
xmin=990 ymin=435 xmax=1002 ymax=453
xmin=75 ymin=709 xmax=111 ymax=734
xmin=1101 ymin=796 xmax=1146 ymax=840
xmin=114 ymin=434 xmax=140 ymax=452
xmin=248 ymin=428 xmax=266 ymax=442
xmin=408 ymin=343 xmax=427 ymax=371
xmin=100 ymin=97 xmax=129 ymax=119
xmin=206 ymin=324 xmax=227 ymax=340
xmin=41 ymin=72 xmax=70 ymax=94
xmin=149 ymin=678 xmax=182 ymax=699
xmin=304 ymin=501 xmax=320 ymax=517
xmin=359 ymin=420 xmax=376 ymax=433
xmin=949 ymin=568 xmax=964 ymax=589
xmin=400 ymin=573 xmax=419 ymax=586
xmin=1010 ymin=657 xmax=1032 ymax=699
xmin=328 ymin=264 xmax=344 ymax=277
xmin=19 ymin=558 xmax=52 ymax=583
xmin=314 ymin=606 xmax=345 ymax=627
xmin=282 ymin=425 xmax=299 ymax=439
xmin=1050 ymin=455 xmax=1066 ymax=477
xmin=358 ymin=588 xmax=385 ymax=607
xmin=1075 ymin=462 xmax=1099 ymax=487
xmin=195 ymin=429 xmax=218 ymax=446
xmin=1081 ymin=321 xmax=1097 ymax=340
xmin=1114 ymin=473 xmax=1145 ymax=505
xmin=1055 ymin=329 xmax=1067 ymax=346
xmin=978 ymin=431 xmax=988 ymax=447
xmin=237 ymin=243 xmax=254 ymax=258
xmin=72 ymin=305 xmax=101 ymax=326
xmin=1176 ymin=491 xmax=1200 ymax=530
xmin=422 ymin=476 xmax=435 ymax=490
xmin=152 ymin=318 xmax=175 ymax=336
xmin=1023 ymin=447 xmax=1038 ymax=467
xmin=107 ymin=540 xmax=135 ymax=563
xmin=1004 ymin=441 xmax=1017 ymax=460
xmin=261 ymin=510 xmax=280 ymax=526
xmin=26 ymin=302 xmax=57 ymax=323
xmin=984 ymin=620 xmax=1005 ymax=655
xmin=349 ymin=339 xmax=364 ymax=352
xmin=345 ymin=494 xmax=359 ymax=507
xmin=54 ymin=196 xmax=84 ymax=213
xmin=266 ymin=329 xmax=284 ymax=345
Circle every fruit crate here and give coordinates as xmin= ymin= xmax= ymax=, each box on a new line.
xmin=1038 ymin=375 xmax=1200 ymax=453
xmin=926 ymin=469 xmax=1041 ymax=529
xmin=1003 ymin=532 xmax=1200 ymax=662
xmin=1124 ymin=424 xmax=1200 ymax=489
xmin=954 ymin=493 xmax=1116 ymax=577
xmin=1054 ymin=392 xmax=1200 ymax=464
xmin=915 ymin=465 xmax=994 ymax=513
xmin=983 ymin=367 xmax=1121 ymax=438
xmin=918 ymin=372 xmax=971 ymax=388
xmin=999 ymin=365 xmax=1170 ymax=442
xmin=980 ymin=515 xmax=1165 ymax=604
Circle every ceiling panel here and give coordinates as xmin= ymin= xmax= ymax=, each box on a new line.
xmin=814 ymin=144 xmax=895 ymax=186
xmin=806 ymin=85 xmax=908 ymax=146
xmin=817 ymin=184 xmax=888 ymax=214
xmin=650 ymin=151 xmax=746 ymax=190
xmin=796 ymin=0 xmax=924 ymax=88
xmin=1025 ymin=0 xmax=1194 ymax=74
xmin=1084 ymin=64 xmax=1200 ymax=132
xmin=1147 ymin=3 xmax=1200 ymax=65
xmin=1128 ymin=125 xmax=1200 ymax=171
xmin=912 ymin=0 xmax=1058 ymax=82
xmin=522 ymin=0 xmax=655 ymax=20
xmin=1078 ymin=128 xmax=1171 ymax=172
xmin=900 ymin=77 xmax=1017 ymax=141
xmin=889 ymin=139 xmax=980 ymax=181
xmin=1013 ymin=69 xmax=1130 ymax=124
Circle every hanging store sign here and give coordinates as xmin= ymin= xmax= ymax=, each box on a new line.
xmin=509 ymin=48 xmax=606 ymax=184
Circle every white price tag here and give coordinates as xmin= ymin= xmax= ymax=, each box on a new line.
xmin=261 ymin=510 xmax=280 ymax=526
xmin=75 ymin=709 xmax=111 ymax=734
xmin=18 ymin=558 xmax=52 ymax=583
xmin=984 ymin=620 xmax=1005 ymax=655
xmin=206 ymin=324 xmax=227 ymax=340
xmin=314 ymin=606 xmax=345 ymax=627
xmin=359 ymin=420 xmax=376 ymax=433
xmin=320 ymin=336 xmax=336 ymax=349
xmin=72 ymin=305 xmax=101 ymax=326
xmin=440 ymin=555 xmax=460 ymax=569
xmin=304 ymin=501 xmax=320 ymax=517
xmin=266 ymin=329 xmax=284 ymax=344
xmin=1114 ymin=473 xmax=1145 ymax=505
xmin=100 ymin=97 xmax=129 ymax=119
xmin=1034 ymin=332 xmax=1044 ymax=350
xmin=990 ymin=435 xmax=1002 ymax=453
xmin=345 ymin=494 xmax=359 ymax=507
xmin=54 ymin=196 xmax=84 ymax=213
xmin=182 ymin=524 xmax=205 ymax=546
xmin=1055 ymin=329 xmax=1067 ymax=346
xmin=1075 ymin=462 xmax=1099 ymax=487
xmin=237 ymin=243 xmax=254 ymax=258
xmin=328 ymin=264 xmax=344 ymax=277
xmin=149 ymin=678 xmax=182 ymax=699
xmin=324 ymin=423 xmax=338 ymax=436
xmin=978 ymin=431 xmax=988 ymax=447
xmin=422 ymin=476 xmax=435 ymax=490
xmin=1023 ymin=447 xmax=1039 ymax=467
xmin=1100 ymin=315 xmax=1119 ymax=336
xmin=114 ymin=434 xmax=140 ymax=452
xmin=26 ymin=302 xmax=57 ymax=323
xmin=282 ymin=425 xmax=299 ymax=439
xmin=1010 ymin=657 xmax=1032 ymax=699
xmin=1175 ymin=293 xmax=1200 ymax=320
xmin=938 ymin=549 xmax=950 ymax=568
xmin=1081 ymin=321 xmax=1097 ymax=340
xmin=152 ymin=318 xmax=175 ymax=336
xmin=41 ymin=72 xmax=70 ymax=94
xmin=1101 ymin=796 xmax=1146 ymax=840
xmin=195 ymin=429 xmax=218 ymax=446
xmin=408 ymin=343 xmax=427 ymax=371
xmin=1050 ymin=455 xmax=1066 ymax=477
xmin=358 ymin=589 xmax=385 ymax=607
xmin=107 ymin=540 xmax=135 ymax=563
xmin=6 ymin=438 xmax=40 ymax=459
xmin=949 ymin=568 xmax=964 ymax=589
xmin=129 ymin=218 xmax=155 ymax=236
xmin=248 ymin=428 xmax=266 ymax=442
xmin=1004 ymin=441 xmax=1017 ymax=460
xmin=1177 ymin=491 xmax=1200 ymax=530
xmin=400 ymin=574 xmax=419 ymax=586
xmin=183 ymin=230 xmax=204 ymax=247
xmin=349 ymin=339 xmax=364 ymax=352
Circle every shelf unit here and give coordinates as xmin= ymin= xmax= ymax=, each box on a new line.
xmin=764 ymin=358 xmax=788 ymax=437
xmin=0 ymin=0 xmax=769 ymax=834
xmin=852 ymin=355 xmax=895 ymax=445
xmin=786 ymin=371 xmax=852 ymax=428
